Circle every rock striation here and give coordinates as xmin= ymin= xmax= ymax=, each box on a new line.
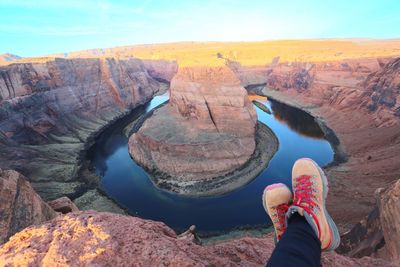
xmin=229 ymin=57 xmax=400 ymax=227
xmin=337 ymin=206 xmax=384 ymax=258
xmin=128 ymin=65 xmax=272 ymax=195
xmin=0 ymin=58 xmax=175 ymax=202
xmin=0 ymin=211 xmax=396 ymax=267
xmin=338 ymin=178 xmax=400 ymax=264
xmin=363 ymin=58 xmax=400 ymax=117
xmin=376 ymin=179 xmax=400 ymax=264
xmin=0 ymin=169 xmax=56 ymax=244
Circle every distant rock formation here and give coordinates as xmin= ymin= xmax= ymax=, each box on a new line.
xmin=0 ymin=53 xmax=21 ymax=63
xmin=0 ymin=211 xmax=395 ymax=267
xmin=128 ymin=65 xmax=264 ymax=195
xmin=0 ymin=169 xmax=56 ymax=244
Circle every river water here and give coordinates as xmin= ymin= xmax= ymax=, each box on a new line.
xmin=88 ymin=92 xmax=333 ymax=235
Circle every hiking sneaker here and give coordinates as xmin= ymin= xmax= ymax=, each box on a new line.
xmin=287 ymin=158 xmax=340 ymax=251
xmin=262 ymin=183 xmax=293 ymax=242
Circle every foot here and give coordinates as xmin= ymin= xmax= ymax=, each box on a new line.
xmin=287 ymin=158 xmax=340 ymax=251
xmin=262 ymin=183 xmax=292 ymax=242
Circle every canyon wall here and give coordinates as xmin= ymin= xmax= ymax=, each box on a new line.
xmin=229 ymin=57 xmax=400 ymax=226
xmin=0 ymin=168 xmax=56 ymax=244
xmin=0 ymin=58 xmax=176 ymax=202
xmin=376 ymin=179 xmax=400 ymax=264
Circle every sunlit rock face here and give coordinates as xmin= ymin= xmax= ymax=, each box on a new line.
xmin=0 ymin=211 xmax=395 ymax=267
xmin=0 ymin=58 xmax=173 ymax=200
xmin=129 ymin=65 xmax=257 ymax=183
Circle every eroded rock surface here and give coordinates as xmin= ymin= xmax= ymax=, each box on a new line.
xmin=128 ymin=65 xmax=273 ymax=195
xmin=229 ymin=57 xmax=400 ymax=227
xmin=0 ymin=211 xmax=395 ymax=267
xmin=376 ymin=179 xmax=400 ymax=264
xmin=48 ymin=196 xmax=79 ymax=214
xmin=0 ymin=58 xmax=175 ymax=201
xmin=338 ymin=206 xmax=384 ymax=258
xmin=0 ymin=169 xmax=56 ymax=244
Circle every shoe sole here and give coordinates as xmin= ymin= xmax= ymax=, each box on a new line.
xmin=297 ymin=158 xmax=341 ymax=251
xmin=262 ymin=183 xmax=289 ymax=244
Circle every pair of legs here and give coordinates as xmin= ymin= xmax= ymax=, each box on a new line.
xmin=262 ymin=158 xmax=340 ymax=267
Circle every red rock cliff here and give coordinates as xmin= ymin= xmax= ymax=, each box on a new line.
xmin=0 ymin=58 xmax=175 ymax=201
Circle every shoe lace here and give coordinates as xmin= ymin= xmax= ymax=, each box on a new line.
xmin=275 ymin=203 xmax=289 ymax=240
xmin=292 ymin=175 xmax=321 ymax=239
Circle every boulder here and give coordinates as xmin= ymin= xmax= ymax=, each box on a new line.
xmin=0 ymin=169 xmax=56 ymax=244
xmin=0 ymin=58 xmax=170 ymax=201
xmin=48 ymin=196 xmax=79 ymax=214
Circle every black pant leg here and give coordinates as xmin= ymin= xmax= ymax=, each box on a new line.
xmin=266 ymin=213 xmax=322 ymax=267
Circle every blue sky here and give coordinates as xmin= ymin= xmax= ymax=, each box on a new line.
xmin=1 ymin=0 xmax=399 ymax=57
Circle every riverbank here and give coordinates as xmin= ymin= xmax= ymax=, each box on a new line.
xmin=83 ymin=91 xmax=337 ymax=236
xmin=249 ymin=85 xmax=400 ymax=231
xmin=74 ymin=88 xmax=170 ymax=213
xmin=125 ymin=92 xmax=279 ymax=197
xmin=249 ymin=88 xmax=348 ymax=167
xmin=130 ymin=121 xmax=279 ymax=196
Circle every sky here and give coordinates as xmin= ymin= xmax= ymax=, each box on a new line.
xmin=0 ymin=0 xmax=399 ymax=57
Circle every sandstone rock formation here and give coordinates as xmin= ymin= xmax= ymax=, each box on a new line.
xmin=0 ymin=211 xmax=396 ymax=267
xmin=128 ymin=65 xmax=273 ymax=195
xmin=0 ymin=58 xmax=175 ymax=202
xmin=73 ymin=189 xmax=126 ymax=214
xmin=0 ymin=169 xmax=56 ymax=244
xmin=48 ymin=196 xmax=79 ymax=214
xmin=376 ymin=179 xmax=400 ymax=264
xmin=364 ymin=58 xmax=400 ymax=118
xmin=337 ymin=177 xmax=400 ymax=264
xmin=337 ymin=207 xmax=384 ymax=258
xmin=142 ymin=59 xmax=178 ymax=83
xmin=229 ymin=57 xmax=400 ymax=227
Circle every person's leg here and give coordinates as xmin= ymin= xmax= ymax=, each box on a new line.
xmin=266 ymin=212 xmax=321 ymax=267
xmin=263 ymin=158 xmax=340 ymax=266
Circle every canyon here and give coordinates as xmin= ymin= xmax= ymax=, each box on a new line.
xmin=0 ymin=57 xmax=176 ymax=207
xmin=228 ymin=57 xmax=400 ymax=226
xmin=0 ymin=40 xmax=400 ymax=265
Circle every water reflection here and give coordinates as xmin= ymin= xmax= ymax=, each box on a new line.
xmin=270 ymin=100 xmax=325 ymax=139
